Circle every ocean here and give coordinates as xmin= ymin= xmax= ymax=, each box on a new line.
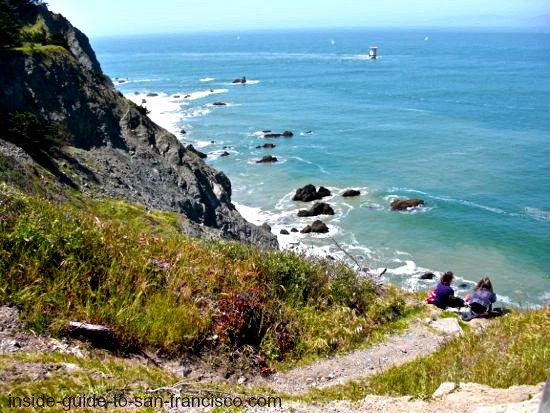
xmin=92 ymin=30 xmax=550 ymax=305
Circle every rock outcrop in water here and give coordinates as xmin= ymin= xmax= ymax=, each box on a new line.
xmin=390 ymin=198 xmax=425 ymax=211
xmin=342 ymin=189 xmax=361 ymax=197
xmin=293 ymin=184 xmax=331 ymax=202
xmin=301 ymin=220 xmax=329 ymax=234
xmin=0 ymin=3 xmax=277 ymax=249
xmin=297 ymin=202 xmax=335 ymax=217
xmin=256 ymin=155 xmax=278 ymax=163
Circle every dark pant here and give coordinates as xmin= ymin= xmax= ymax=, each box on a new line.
xmin=437 ymin=296 xmax=465 ymax=309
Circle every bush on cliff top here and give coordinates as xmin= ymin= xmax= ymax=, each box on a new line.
xmin=0 ymin=185 xmax=410 ymax=367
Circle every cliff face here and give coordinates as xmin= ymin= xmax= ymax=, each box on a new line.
xmin=0 ymin=4 xmax=277 ymax=248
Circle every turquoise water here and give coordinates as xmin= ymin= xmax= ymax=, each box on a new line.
xmin=93 ymin=30 xmax=550 ymax=305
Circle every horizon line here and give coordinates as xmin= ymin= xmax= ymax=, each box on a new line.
xmin=89 ymin=25 xmax=550 ymax=40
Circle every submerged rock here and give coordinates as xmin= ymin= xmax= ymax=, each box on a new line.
xmin=212 ymin=101 xmax=227 ymax=106
xmin=256 ymin=155 xmax=278 ymax=163
xmin=256 ymin=143 xmax=276 ymax=149
xmin=263 ymin=130 xmax=294 ymax=139
xmin=280 ymin=229 xmax=289 ymax=235
xmin=342 ymin=189 xmax=361 ymax=197
xmin=390 ymin=198 xmax=425 ymax=210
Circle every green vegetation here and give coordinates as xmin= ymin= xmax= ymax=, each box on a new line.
xmin=0 ymin=0 xmax=47 ymax=49
xmin=0 ymin=352 xmax=178 ymax=411
xmin=298 ymin=307 xmax=550 ymax=402
xmin=0 ymin=184 xmax=410 ymax=368
xmin=4 ymin=112 xmax=71 ymax=155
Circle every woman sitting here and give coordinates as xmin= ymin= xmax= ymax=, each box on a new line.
xmin=465 ymin=277 xmax=497 ymax=317
xmin=433 ymin=271 xmax=465 ymax=309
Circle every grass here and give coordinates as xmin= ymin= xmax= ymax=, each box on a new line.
xmin=0 ymin=183 xmax=411 ymax=368
xmin=0 ymin=351 xmax=287 ymax=412
xmin=296 ymin=307 xmax=550 ymax=402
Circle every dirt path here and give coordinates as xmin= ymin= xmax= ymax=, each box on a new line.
xmin=251 ymin=314 xmax=464 ymax=394
xmin=246 ymin=382 xmax=545 ymax=413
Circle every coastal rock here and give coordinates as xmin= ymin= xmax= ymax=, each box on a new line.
xmin=185 ymin=144 xmax=207 ymax=159
xmin=256 ymin=143 xmax=276 ymax=149
xmin=173 ymin=94 xmax=180 ymax=98
xmin=297 ymin=202 xmax=335 ymax=217
xmin=390 ymin=198 xmax=425 ymax=211
xmin=146 ymin=92 xmax=158 ymax=97
xmin=212 ymin=102 xmax=227 ymax=106
xmin=280 ymin=229 xmax=289 ymax=235
xmin=301 ymin=220 xmax=329 ymax=234
xmin=232 ymin=77 xmax=246 ymax=84
xmin=420 ymin=272 xmax=436 ymax=280
xmin=0 ymin=4 xmax=278 ymax=250
xmin=184 ymin=94 xmax=191 ymax=98
xmin=342 ymin=189 xmax=361 ymax=197
xmin=180 ymin=129 xmax=186 ymax=134
xmin=256 ymin=155 xmax=278 ymax=163
xmin=292 ymin=184 xmax=331 ymax=202
xmin=220 ymin=151 xmax=230 ymax=157
xmin=290 ymin=228 xmax=299 ymax=233
xmin=317 ymin=186 xmax=332 ymax=198
xmin=263 ymin=131 xmax=294 ymax=139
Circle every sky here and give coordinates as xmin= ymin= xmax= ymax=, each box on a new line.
xmin=46 ymin=0 xmax=550 ymax=37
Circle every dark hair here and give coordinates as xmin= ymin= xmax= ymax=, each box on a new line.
xmin=474 ymin=276 xmax=493 ymax=292
xmin=440 ymin=271 xmax=454 ymax=285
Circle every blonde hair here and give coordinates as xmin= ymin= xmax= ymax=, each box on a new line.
xmin=474 ymin=276 xmax=493 ymax=292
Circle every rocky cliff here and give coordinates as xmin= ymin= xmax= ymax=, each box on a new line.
xmin=0 ymin=3 xmax=277 ymax=248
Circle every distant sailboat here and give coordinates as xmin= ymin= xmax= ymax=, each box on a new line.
xmin=424 ymin=36 xmax=429 ymax=41
xmin=330 ymin=39 xmax=336 ymax=46
xmin=368 ymin=46 xmax=378 ymax=59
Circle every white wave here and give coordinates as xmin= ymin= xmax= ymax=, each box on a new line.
xmin=119 ymin=78 xmax=158 ymax=85
xmin=539 ymin=292 xmax=550 ymax=303
xmin=524 ymin=207 xmax=550 ymax=223
xmin=125 ymin=92 xmax=188 ymax=135
xmin=181 ymin=106 xmax=211 ymax=119
xmin=183 ymin=88 xmax=228 ymax=101
xmin=208 ymin=149 xmax=238 ymax=160
xmin=388 ymin=187 xmax=516 ymax=216
xmin=291 ymin=156 xmax=329 ymax=174
xmin=194 ymin=140 xmax=215 ymax=148
xmin=226 ymin=79 xmax=260 ymax=85
xmin=200 ymin=77 xmax=215 ymax=82
xmin=344 ymin=54 xmax=378 ymax=61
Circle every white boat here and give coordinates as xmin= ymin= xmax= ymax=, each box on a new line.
xmin=369 ymin=46 xmax=378 ymax=59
